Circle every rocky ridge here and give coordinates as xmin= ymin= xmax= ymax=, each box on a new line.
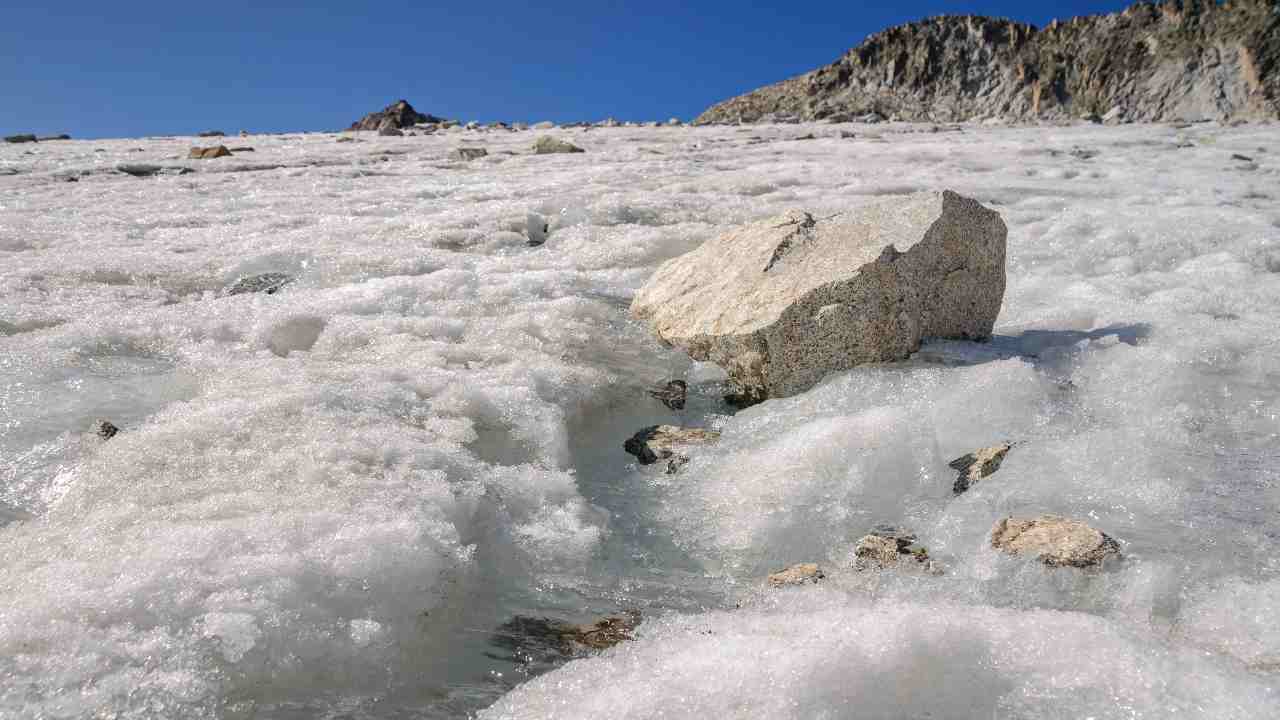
xmin=696 ymin=0 xmax=1280 ymax=124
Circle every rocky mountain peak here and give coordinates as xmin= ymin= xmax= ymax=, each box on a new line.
xmin=696 ymin=0 xmax=1279 ymax=124
xmin=349 ymin=99 xmax=444 ymax=131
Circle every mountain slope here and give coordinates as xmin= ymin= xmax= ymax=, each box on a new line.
xmin=696 ymin=0 xmax=1279 ymax=124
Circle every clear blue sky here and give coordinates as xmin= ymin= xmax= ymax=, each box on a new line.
xmin=2 ymin=1 xmax=1133 ymax=139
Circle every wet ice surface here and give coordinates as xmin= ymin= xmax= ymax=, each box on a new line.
xmin=1 ymin=121 xmax=1278 ymax=718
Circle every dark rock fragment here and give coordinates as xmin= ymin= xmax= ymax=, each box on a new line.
xmin=623 ymin=425 xmax=720 ymax=466
xmin=486 ymin=611 xmax=641 ymax=666
xmin=647 ymin=379 xmax=687 ymax=410
xmin=949 ymin=442 xmax=1014 ymax=495
xmin=224 ymin=272 xmax=294 ymax=296
xmin=95 ymin=420 xmax=119 ymax=440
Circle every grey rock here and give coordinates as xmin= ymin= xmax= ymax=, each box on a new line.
xmin=37 ymin=134 xmax=71 ymax=141
xmin=767 ymin=563 xmax=824 ymax=587
xmin=188 ymin=145 xmax=232 ymax=159
xmin=623 ymin=425 xmax=720 ymax=465
xmin=533 ymin=136 xmax=585 ymax=154
xmin=4 ymin=134 xmax=37 ymax=144
xmin=224 ymin=272 xmax=293 ymax=296
xmin=949 ymin=442 xmax=1014 ymax=495
xmin=498 ymin=213 xmax=548 ymax=246
xmin=990 ymin=515 xmax=1121 ymax=568
xmin=695 ymin=2 xmax=1280 ymax=125
xmin=197 ymin=130 xmax=225 ymax=137
xmin=1232 ymin=153 xmax=1255 ymax=162
xmin=631 ymin=191 xmax=1007 ymax=404
xmin=336 ymin=136 xmax=358 ymax=143
xmin=647 ymin=379 xmax=687 ymax=411
xmin=95 ymin=419 xmax=119 ymax=440
xmin=116 ymin=164 xmax=192 ymax=178
xmin=378 ymin=127 xmax=404 ymax=137
xmin=451 ymin=147 xmax=489 ymax=161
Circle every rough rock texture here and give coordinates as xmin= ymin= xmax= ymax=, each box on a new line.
xmin=224 ymin=273 xmax=293 ymax=296
xmin=188 ymin=145 xmax=232 ymax=159
xmin=631 ymin=191 xmax=1007 ymax=403
xmin=767 ymin=563 xmax=825 ymax=587
xmin=378 ymin=127 xmax=403 ymax=137
xmin=117 ymin=164 xmax=192 ymax=178
xmin=950 ymin=442 xmax=1015 ymax=494
xmin=991 ymin=515 xmax=1122 ymax=567
xmin=648 ymin=379 xmax=688 ymax=410
xmin=533 ymin=136 xmax=585 ymax=154
xmin=451 ymin=147 xmax=488 ymax=161
xmin=852 ymin=525 xmax=935 ymax=572
xmin=487 ymin=611 xmax=640 ymax=665
xmin=349 ymin=99 xmax=443 ymax=132
xmin=623 ymin=425 xmax=721 ymax=466
xmin=95 ymin=420 xmax=119 ymax=440
xmin=696 ymin=0 xmax=1280 ymax=125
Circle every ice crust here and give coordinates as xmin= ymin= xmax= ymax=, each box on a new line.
xmin=1 ymin=122 xmax=1279 ymax=718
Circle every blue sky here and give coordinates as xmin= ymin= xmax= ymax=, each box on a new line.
xmin=2 ymin=1 xmax=1132 ymax=139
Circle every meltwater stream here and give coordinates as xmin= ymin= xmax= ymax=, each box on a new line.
xmin=2 ymin=121 xmax=1279 ymax=719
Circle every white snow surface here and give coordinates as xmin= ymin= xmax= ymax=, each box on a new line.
xmin=1 ymin=122 xmax=1278 ymax=719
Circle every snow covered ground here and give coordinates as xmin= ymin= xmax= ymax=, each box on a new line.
xmin=1 ymin=120 xmax=1277 ymax=718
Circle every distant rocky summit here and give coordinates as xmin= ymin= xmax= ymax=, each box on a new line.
xmin=696 ymin=0 xmax=1279 ymax=124
xmin=349 ymin=99 xmax=444 ymax=131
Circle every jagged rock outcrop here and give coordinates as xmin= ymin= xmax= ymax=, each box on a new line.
xmin=696 ymin=0 xmax=1280 ymax=124
xmin=349 ymin=99 xmax=444 ymax=131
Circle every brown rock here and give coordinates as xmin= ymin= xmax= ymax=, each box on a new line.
xmin=949 ymin=442 xmax=1014 ymax=495
xmin=188 ymin=145 xmax=232 ymax=159
xmin=990 ymin=515 xmax=1121 ymax=568
xmin=852 ymin=526 xmax=936 ymax=572
xmin=767 ymin=563 xmax=824 ymax=587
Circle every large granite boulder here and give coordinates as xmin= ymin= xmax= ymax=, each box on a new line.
xmin=631 ymin=191 xmax=1007 ymax=404
xmin=990 ymin=515 xmax=1121 ymax=568
xmin=350 ymin=99 xmax=443 ymax=132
